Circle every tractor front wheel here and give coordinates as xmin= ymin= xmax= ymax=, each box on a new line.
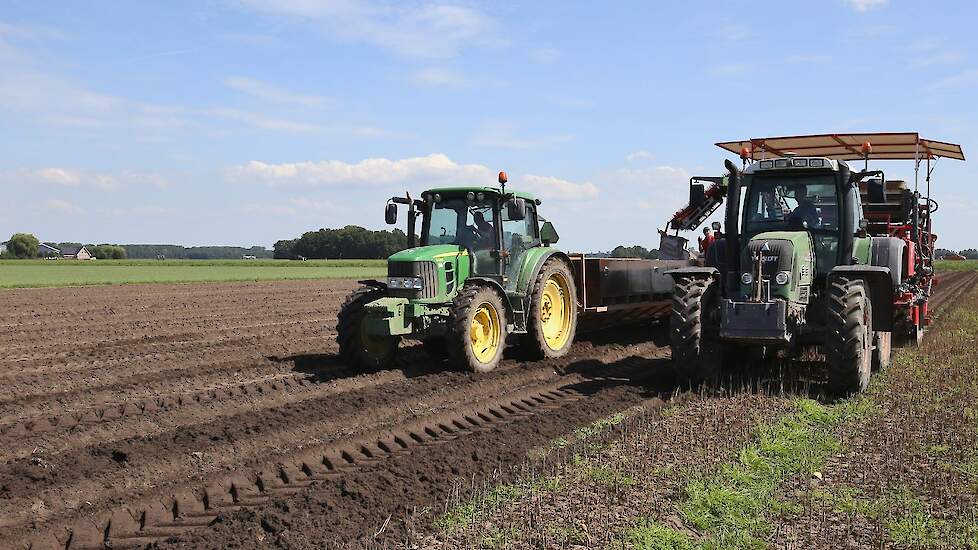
xmin=826 ymin=277 xmax=873 ymax=397
xmin=336 ymin=287 xmax=399 ymax=370
xmin=523 ymin=257 xmax=578 ymax=359
xmin=670 ymin=276 xmax=721 ymax=388
xmin=447 ymin=284 xmax=508 ymax=373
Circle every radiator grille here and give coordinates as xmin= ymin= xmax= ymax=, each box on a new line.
xmin=388 ymin=261 xmax=439 ymax=299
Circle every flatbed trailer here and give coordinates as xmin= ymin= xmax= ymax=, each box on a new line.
xmin=567 ymin=255 xmax=691 ymax=329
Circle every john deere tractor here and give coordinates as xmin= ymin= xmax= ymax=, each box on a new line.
xmin=337 ymin=172 xmax=578 ymax=373
xmin=670 ymin=153 xmax=903 ymax=397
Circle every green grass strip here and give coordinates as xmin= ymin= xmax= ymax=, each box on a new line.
xmin=629 ymin=399 xmax=852 ymax=550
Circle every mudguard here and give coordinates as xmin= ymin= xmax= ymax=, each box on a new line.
xmin=870 ymin=237 xmax=906 ymax=288
xmin=829 ymin=265 xmax=894 ymax=331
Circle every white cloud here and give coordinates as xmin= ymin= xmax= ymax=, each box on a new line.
xmin=626 ymin=150 xmax=655 ymax=162
xmin=227 ymin=153 xmax=493 ymax=187
xmin=235 ymin=0 xmax=497 ymax=58
xmin=843 ymin=0 xmax=888 ymax=12
xmin=224 ymin=76 xmax=335 ymax=109
xmin=411 ymin=67 xmax=469 ymax=88
xmin=518 ymin=174 xmax=598 ymax=201
xmin=44 ymin=199 xmax=82 ymax=215
xmin=472 ymin=121 xmax=573 ymax=150
xmin=227 ymin=154 xmax=599 ymax=202
xmin=21 ymin=168 xmax=171 ymax=190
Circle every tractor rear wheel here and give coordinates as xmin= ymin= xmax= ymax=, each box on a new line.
xmin=337 ymin=287 xmax=399 ymax=370
xmin=872 ymin=331 xmax=891 ymax=371
xmin=670 ymin=276 xmax=721 ymax=388
xmin=447 ymin=284 xmax=508 ymax=373
xmin=523 ymin=257 xmax=578 ymax=359
xmin=826 ymin=277 xmax=873 ymax=397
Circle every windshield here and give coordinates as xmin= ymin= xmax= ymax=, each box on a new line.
xmin=743 ymin=175 xmax=839 ymax=234
xmin=422 ymin=198 xmax=496 ymax=251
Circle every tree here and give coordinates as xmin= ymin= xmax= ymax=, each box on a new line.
xmin=961 ymin=249 xmax=978 ymax=260
xmin=5 ymin=233 xmax=40 ymax=259
xmin=273 ymin=239 xmax=297 ymax=259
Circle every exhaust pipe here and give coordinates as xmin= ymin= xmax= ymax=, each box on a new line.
xmin=724 ymin=159 xmax=742 ymax=293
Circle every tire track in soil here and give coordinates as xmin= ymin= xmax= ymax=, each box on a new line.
xmin=11 ymin=348 xmax=673 ymax=549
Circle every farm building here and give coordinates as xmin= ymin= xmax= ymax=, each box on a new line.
xmin=39 ymin=243 xmax=61 ymax=257
xmin=61 ymin=245 xmax=94 ymax=260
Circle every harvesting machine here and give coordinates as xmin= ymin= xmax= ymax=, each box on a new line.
xmin=669 ymin=132 xmax=964 ymax=396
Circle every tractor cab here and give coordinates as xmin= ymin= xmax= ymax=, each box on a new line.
xmin=415 ymin=186 xmax=541 ymax=288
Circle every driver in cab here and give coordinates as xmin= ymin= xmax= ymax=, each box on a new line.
xmin=787 ymin=184 xmax=819 ymax=228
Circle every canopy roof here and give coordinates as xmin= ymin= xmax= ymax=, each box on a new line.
xmin=716 ymin=132 xmax=965 ymax=161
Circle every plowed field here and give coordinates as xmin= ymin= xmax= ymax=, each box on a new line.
xmin=3 ymin=272 xmax=975 ymax=549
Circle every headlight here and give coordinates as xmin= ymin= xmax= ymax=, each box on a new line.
xmin=741 ymin=272 xmax=754 ymax=285
xmin=775 ymin=271 xmax=790 ymax=285
xmin=387 ymin=277 xmax=423 ymax=289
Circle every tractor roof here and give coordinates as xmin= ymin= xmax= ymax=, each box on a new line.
xmin=425 ymin=186 xmax=537 ymax=201
xmin=717 ymin=132 xmax=965 ymax=161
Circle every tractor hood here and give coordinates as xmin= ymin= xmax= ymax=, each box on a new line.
xmin=740 ymin=231 xmax=814 ymax=302
xmin=388 ymin=244 xmax=467 ymax=263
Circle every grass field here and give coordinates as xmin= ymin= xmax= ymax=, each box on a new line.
xmin=935 ymin=259 xmax=978 ymax=271
xmin=0 ymin=259 xmax=386 ymax=288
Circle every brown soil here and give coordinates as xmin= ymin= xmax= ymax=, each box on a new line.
xmin=7 ymin=273 xmax=971 ymax=549
xmin=0 ymin=280 xmax=672 ymax=549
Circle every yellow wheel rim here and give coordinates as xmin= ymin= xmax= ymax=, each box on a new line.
xmin=360 ymin=317 xmax=392 ymax=359
xmin=541 ymin=272 xmax=572 ymax=350
xmin=470 ymin=302 xmax=501 ymax=363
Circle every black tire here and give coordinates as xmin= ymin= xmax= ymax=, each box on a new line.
xmin=423 ymin=337 xmax=448 ymax=362
xmin=522 ymin=257 xmax=578 ymax=359
xmin=872 ymin=331 xmax=891 ymax=371
xmin=670 ymin=276 xmax=721 ymax=388
xmin=336 ymin=287 xmax=398 ymax=370
xmin=826 ymin=277 xmax=873 ymax=397
xmin=447 ymin=284 xmax=508 ymax=373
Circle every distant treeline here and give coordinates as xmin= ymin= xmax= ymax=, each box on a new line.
xmin=274 ymin=225 xmax=407 ymax=260
xmin=121 ymin=244 xmax=272 ymax=259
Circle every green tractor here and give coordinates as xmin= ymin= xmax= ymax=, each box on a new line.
xmin=669 ymin=133 xmax=964 ymax=397
xmin=337 ymin=172 xmax=578 ymax=373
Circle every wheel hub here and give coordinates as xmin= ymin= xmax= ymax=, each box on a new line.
xmin=541 ymin=274 xmax=572 ymax=350
xmin=470 ymin=302 xmax=500 ymax=363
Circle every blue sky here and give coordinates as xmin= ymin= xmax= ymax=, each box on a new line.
xmin=2 ymin=0 xmax=977 ymax=251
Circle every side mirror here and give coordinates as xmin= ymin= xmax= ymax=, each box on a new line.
xmin=385 ymin=203 xmax=398 ymax=225
xmin=540 ymin=221 xmax=559 ymax=245
xmin=711 ymin=221 xmax=721 ymax=231
xmin=507 ymin=198 xmax=526 ymax=221
xmin=689 ymin=183 xmax=706 ymax=207
xmin=867 ymin=178 xmax=886 ymax=204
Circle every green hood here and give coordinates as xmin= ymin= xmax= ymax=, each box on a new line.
xmin=388 ymin=244 xmax=467 ymax=262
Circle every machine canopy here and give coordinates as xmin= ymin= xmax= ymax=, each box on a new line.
xmin=716 ymin=132 xmax=964 ymax=161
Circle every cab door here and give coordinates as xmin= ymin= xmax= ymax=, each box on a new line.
xmin=502 ymin=199 xmax=538 ymax=292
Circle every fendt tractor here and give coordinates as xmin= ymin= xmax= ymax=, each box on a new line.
xmin=668 ymin=133 xmax=964 ymax=397
xmin=337 ymin=172 xmax=685 ymax=373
